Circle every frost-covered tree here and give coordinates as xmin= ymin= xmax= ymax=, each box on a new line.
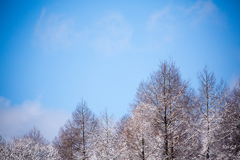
xmin=0 ymin=135 xmax=5 ymax=146
xmin=53 ymin=100 xmax=98 ymax=160
xmin=24 ymin=126 xmax=49 ymax=145
xmin=215 ymin=77 xmax=240 ymax=159
xmin=72 ymin=100 xmax=98 ymax=159
xmin=123 ymin=103 xmax=159 ymax=160
xmin=53 ymin=120 xmax=77 ymax=160
xmin=135 ymin=60 xmax=195 ymax=159
xmin=1 ymin=137 xmax=61 ymax=160
xmin=93 ymin=109 xmax=124 ymax=160
xmin=0 ymin=135 xmax=6 ymax=158
xmin=177 ymin=88 xmax=202 ymax=159
xmin=115 ymin=114 xmax=129 ymax=160
xmin=197 ymin=66 xmax=227 ymax=159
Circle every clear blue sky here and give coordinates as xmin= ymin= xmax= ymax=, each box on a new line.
xmin=0 ymin=0 xmax=239 ymax=141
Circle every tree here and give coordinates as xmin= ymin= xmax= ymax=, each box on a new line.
xmin=115 ymin=114 xmax=129 ymax=160
xmin=0 ymin=135 xmax=6 ymax=158
xmin=53 ymin=120 xmax=77 ymax=160
xmin=23 ymin=126 xmax=49 ymax=145
xmin=197 ymin=66 xmax=227 ymax=159
xmin=0 ymin=135 xmax=5 ymax=146
xmin=53 ymin=100 xmax=98 ymax=160
xmin=177 ymin=88 xmax=202 ymax=159
xmin=215 ymin=77 xmax=240 ymax=159
xmin=135 ymin=60 xmax=195 ymax=159
xmin=1 ymin=137 xmax=61 ymax=160
xmin=93 ymin=109 xmax=124 ymax=160
xmin=72 ymin=100 xmax=98 ymax=159
xmin=123 ymin=103 xmax=159 ymax=160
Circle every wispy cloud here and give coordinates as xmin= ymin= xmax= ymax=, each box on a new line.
xmin=0 ymin=96 xmax=71 ymax=142
xmin=148 ymin=7 xmax=171 ymax=30
xmin=34 ymin=8 xmax=81 ymax=52
xmin=185 ymin=0 xmax=220 ymax=26
xmin=33 ymin=9 xmax=132 ymax=55
xmin=148 ymin=6 xmax=176 ymax=44
xmin=148 ymin=0 xmax=220 ymax=30
xmin=146 ymin=0 xmax=223 ymax=49
xmin=90 ymin=12 xmax=133 ymax=55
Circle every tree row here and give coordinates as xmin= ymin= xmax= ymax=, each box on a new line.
xmin=1 ymin=60 xmax=239 ymax=159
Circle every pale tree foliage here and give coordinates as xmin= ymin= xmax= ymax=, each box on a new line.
xmin=114 ymin=114 xmax=129 ymax=160
xmin=214 ymin=77 xmax=240 ymax=159
xmin=23 ymin=126 xmax=49 ymax=145
xmin=0 ymin=135 xmax=60 ymax=160
xmin=53 ymin=100 xmax=98 ymax=160
xmin=122 ymin=103 xmax=159 ymax=160
xmin=72 ymin=100 xmax=98 ymax=159
xmin=53 ymin=120 xmax=77 ymax=159
xmin=197 ymin=66 xmax=227 ymax=159
xmin=171 ymin=88 xmax=202 ymax=159
xmin=135 ymin=60 xmax=197 ymax=159
xmin=93 ymin=109 xmax=124 ymax=160
xmin=0 ymin=135 xmax=6 ymax=158
xmin=0 ymin=135 xmax=6 ymax=146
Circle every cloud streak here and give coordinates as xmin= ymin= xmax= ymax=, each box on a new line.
xmin=185 ymin=0 xmax=220 ymax=26
xmin=0 ymin=96 xmax=71 ymax=142
xmin=34 ymin=8 xmax=81 ymax=52
xmin=33 ymin=9 xmax=133 ymax=55
xmin=33 ymin=1 xmax=223 ymax=55
xmin=91 ymin=12 xmax=133 ymax=55
xmin=146 ymin=0 xmax=223 ymax=50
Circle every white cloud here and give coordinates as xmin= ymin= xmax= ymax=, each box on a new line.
xmin=148 ymin=0 xmax=220 ymax=29
xmin=147 ymin=6 xmax=178 ymax=46
xmin=33 ymin=9 xmax=133 ymax=55
xmin=148 ymin=7 xmax=171 ymax=30
xmin=90 ymin=12 xmax=133 ymax=55
xmin=0 ymin=96 xmax=71 ymax=142
xmin=146 ymin=0 xmax=223 ymax=48
xmin=34 ymin=8 xmax=81 ymax=52
xmin=185 ymin=0 xmax=219 ymax=26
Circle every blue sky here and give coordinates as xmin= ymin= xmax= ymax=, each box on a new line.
xmin=0 ymin=0 xmax=240 ymax=141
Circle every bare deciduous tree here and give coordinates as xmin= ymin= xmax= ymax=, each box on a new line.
xmin=197 ymin=66 xmax=227 ymax=159
xmin=0 ymin=135 xmax=5 ymax=146
xmin=53 ymin=121 xmax=77 ymax=160
xmin=1 ymin=137 xmax=61 ymax=160
xmin=135 ymin=60 xmax=195 ymax=159
xmin=53 ymin=100 xmax=98 ymax=160
xmin=123 ymin=103 xmax=159 ymax=160
xmin=215 ymin=77 xmax=240 ymax=159
xmin=93 ymin=109 xmax=124 ymax=160
xmin=23 ymin=126 xmax=49 ymax=145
